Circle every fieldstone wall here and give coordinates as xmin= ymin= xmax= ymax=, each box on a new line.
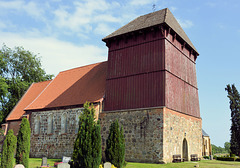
xmin=163 ymin=108 xmax=202 ymax=163
xmin=100 ymin=108 xmax=164 ymax=163
xmin=29 ymin=107 xmax=83 ymax=158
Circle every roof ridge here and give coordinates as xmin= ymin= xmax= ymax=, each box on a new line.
xmin=59 ymin=61 xmax=107 ymax=74
xmin=164 ymin=8 xmax=168 ymax=22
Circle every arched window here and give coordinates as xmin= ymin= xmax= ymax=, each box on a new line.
xmin=61 ymin=113 xmax=67 ymax=134
xmin=47 ymin=114 xmax=53 ymax=134
xmin=35 ymin=116 xmax=40 ymax=134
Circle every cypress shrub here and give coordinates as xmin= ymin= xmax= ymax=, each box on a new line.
xmin=73 ymin=102 xmax=101 ymax=168
xmin=16 ymin=117 xmax=31 ymax=168
xmin=1 ymin=129 xmax=17 ymax=168
xmin=105 ymin=119 xmax=125 ymax=168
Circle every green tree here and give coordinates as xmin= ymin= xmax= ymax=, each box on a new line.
xmin=225 ymin=84 xmax=240 ymax=156
xmin=73 ymin=102 xmax=101 ymax=168
xmin=1 ymin=129 xmax=17 ymax=168
xmin=105 ymin=119 xmax=125 ymax=168
xmin=0 ymin=44 xmax=53 ymax=124
xmin=16 ymin=118 xmax=31 ymax=168
xmin=224 ymin=142 xmax=231 ymax=154
xmin=211 ymin=144 xmax=226 ymax=154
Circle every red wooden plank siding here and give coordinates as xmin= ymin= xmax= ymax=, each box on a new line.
xmin=104 ymin=71 xmax=165 ymax=111
xmin=104 ymin=26 xmax=200 ymax=118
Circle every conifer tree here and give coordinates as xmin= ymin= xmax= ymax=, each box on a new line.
xmin=1 ymin=129 xmax=17 ymax=168
xmin=105 ymin=120 xmax=125 ymax=168
xmin=225 ymin=84 xmax=240 ymax=156
xmin=73 ymin=102 xmax=101 ymax=168
xmin=16 ymin=118 xmax=31 ymax=168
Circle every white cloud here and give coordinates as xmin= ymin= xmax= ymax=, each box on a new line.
xmin=0 ymin=22 xmax=6 ymax=29
xmin=0 ymin=0 xmax=46 ymax=20
xmin=94 ymin=23 xmax=115 ymax=36
xmin=0 ymin=0 xmax=24 ymax=10
xmin=0 ymin=31 xmax=107 ymax=76
xmin=177 ymin=19 xmax=193 ymax=29
xmin=130 ymin=0 xmax=152 ymax=6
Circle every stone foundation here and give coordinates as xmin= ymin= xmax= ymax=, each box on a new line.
xmin=163 ymin=108 xmax=202 ymax=163
xmin=100 ymin=108 xmax=164 ymax=163
xmin=100 ymin=107 xmax=202 ymax=163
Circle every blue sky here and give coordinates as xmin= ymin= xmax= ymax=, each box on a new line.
xmin=0 ymin=0 xmax=240 ymax=147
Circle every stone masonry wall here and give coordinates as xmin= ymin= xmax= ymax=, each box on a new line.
xmin=163 ymin=108 xmax=202 ymax=163
xmin=30 ymin=107 xmax=83 ymax=158
xmin=100 ymin=108 xmax=164 ymax=163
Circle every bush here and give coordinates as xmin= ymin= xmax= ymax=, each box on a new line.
xmin=105 ymin=120 xmax=125 ymax=168
xmin=203 ymin=156 xmax=210 ymax=159
xmin=73 ymin=102 xmax=101 ymax=168
xmin=216 ymin=157 xmax=236 ymax=161
xmin=1 ymin=129 xmax=17 ymax=168
xmin=16 ymin=118 xmax=31 ymax=168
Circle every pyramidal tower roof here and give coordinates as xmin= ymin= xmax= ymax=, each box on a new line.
xmin=103 ymin=8 xmax=198 ymax=54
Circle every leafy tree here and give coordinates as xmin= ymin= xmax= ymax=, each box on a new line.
xmin=225 ymin=84 xmax=240 ymax=156
xmin=105 ymin=119 xmax=125 ymax=168
xmin=73 ymin=102 xmax=101 ymax=168
xmin=1 ymin=129 xmax=17 ymax=168
xmin=224 ymin=142 xmax=231 ymax=154
xmin=16 ymin=118 xmax=31 ymax=168
xmin=0 ymin=44 xmax=53 ymax=124
xmin=211 ymin=144 xmax=227 ymax=154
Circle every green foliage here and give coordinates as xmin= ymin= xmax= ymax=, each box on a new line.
xmin=224 ymin=142 xmax=231 ymax=154
xmin=16 ymin=118 xmax=31 ymax=168
xmin=0 ymin=44 xmax=53 ymax=124
xmin=1 ymin=129 xmax=17 ymax=168
xmin=225 ymin=84 xmax=240 ymax=156
xmin=211 ymin=144 xmax=228 ymax=154
xmin=216 ymin=156 xmax=240 ymax=161
xmin=203 ymin=156 xmax=210 ymax=159
xmin=73 ymin=102 xmax=102 ymax=168
xmin=105 ymin=119 xmax=125 ymax=168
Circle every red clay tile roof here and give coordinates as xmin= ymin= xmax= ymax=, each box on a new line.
xmin=6 ymin=80 xmax=52 ymax=121
xmin=25 ymin=61 xmax=107 ymax=111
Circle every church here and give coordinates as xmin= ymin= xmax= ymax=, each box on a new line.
xmin=2 ymin=8 xmax=204 ymax=163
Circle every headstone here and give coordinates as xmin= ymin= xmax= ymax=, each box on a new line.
xmin=14 ymin=164 xmax=25 ymax=168
xmin=62 ymin=156 xmax=71 ymax=163
xmin=41 ymin=157 xmax=48 ymax=166
xmin=57 ymin=163 xmax=70 ymax=168
xmin=104 ymin=162 xmax=111 ymax=168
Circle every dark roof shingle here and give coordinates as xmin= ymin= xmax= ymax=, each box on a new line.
xmin=202 ymin=129 xmax=209 ymax=137
xmin=103 ymin=8 xmax=198 ymax=54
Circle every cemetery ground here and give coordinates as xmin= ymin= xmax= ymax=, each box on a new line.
xmin=28 ymin=158 xmax=240 ymax=168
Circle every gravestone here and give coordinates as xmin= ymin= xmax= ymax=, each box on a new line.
xmin=14 ymin=164 xmax=25 ymax=168
xmin=62 ymin=156 xmax=71 ymax=163
xmin=104 ymin=162 xmax=111 ymax=168
xmin=41 ymin=157 xmax=48 ymax=166
xmin=57 ymin=163 xmax=70 ymax=168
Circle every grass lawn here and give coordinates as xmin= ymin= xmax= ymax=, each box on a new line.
xmin=29 ymin=159 xmax=240 ymax=168
xmin=29 ymin=158 xmax=61 ymax=167
xmin=126 ymin=160 xmax=240 ymax=168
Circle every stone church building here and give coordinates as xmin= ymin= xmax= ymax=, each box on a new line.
xmin=3 ymin=8 xmax=203 ymax=163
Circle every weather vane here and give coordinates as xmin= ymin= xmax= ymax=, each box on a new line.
xmin=152 ymin=4 xmax=156 ymax=12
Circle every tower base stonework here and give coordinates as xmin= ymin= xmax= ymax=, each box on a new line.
xmin=100 ymin=107 xmax=202 ymax=163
